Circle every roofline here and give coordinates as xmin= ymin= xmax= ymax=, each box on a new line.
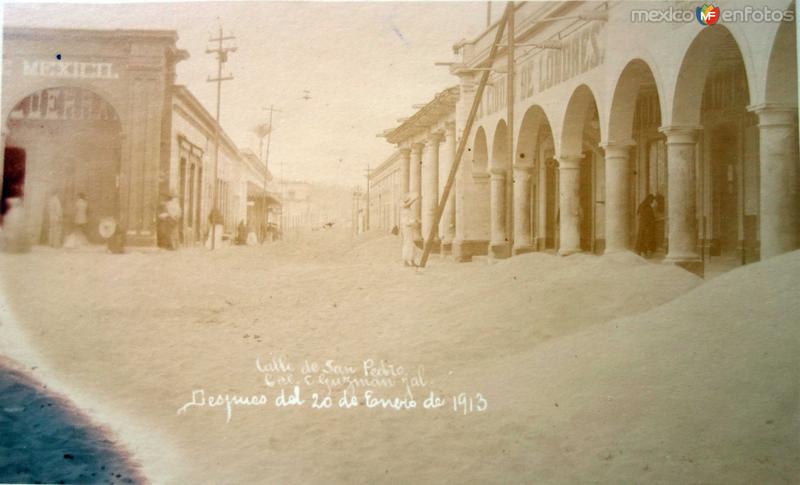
xmin=173 ymin=85 xmax=240 ymax=156
xmin=370 ymin=150 xmax=401 ymax=180
xmin=3 ymin=26 xmax=180 ymax=42
xmin=385 ymin=85 xmax=459 ymax=144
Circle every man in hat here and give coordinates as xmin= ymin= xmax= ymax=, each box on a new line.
xmin=166 ymin=192 xmax=182 ymax=249
xmin=401 ymin=193 xmax=419 ymax=267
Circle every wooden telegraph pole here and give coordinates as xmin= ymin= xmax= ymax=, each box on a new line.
xmin=206 ymin=27 xmax=236 ymax=250
xmin=261 ymin=105 xmax=281 ymax=239
xmin=506 ymin=2 xmax=515 ymax=255
xmin=419 ymin=3 xmax=513 ymax=268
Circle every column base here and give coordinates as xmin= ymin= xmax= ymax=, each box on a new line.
xmin=440 ymin=241 xmax=453 ymax=256
xmin=593 ymin=239 xmax=606 ymax=255
xmin=452 ymin=239 xmax=489 ymax=262
xmin=489 ymin=242 xmax=511 ymax=259
xmin=558 ymin=247 xmax=581 ymax=256
xmin=663 ymin=255 xmax=704 ymax=277
xmin=535 ymin=237 xmax=547 ymax=251
xmin=512 ymin=244 xmax=536 ymax=256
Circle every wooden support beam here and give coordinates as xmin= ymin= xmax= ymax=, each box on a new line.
xmin=418 ymin=2 xmax=512 ymax=268
xmin=506 ymin=1 xmax=515 ymax=255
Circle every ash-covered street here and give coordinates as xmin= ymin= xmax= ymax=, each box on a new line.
xmin=1 ymin=231 xmax=797 ymax=484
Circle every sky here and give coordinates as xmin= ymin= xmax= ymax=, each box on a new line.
xmin=3 ymin=1 xmax=491 ymax=187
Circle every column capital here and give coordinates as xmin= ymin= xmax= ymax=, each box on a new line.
xmin=410 ymin=142 xmax=425 ymax=153
xmin=747 ymin=103 xmax=798 ymax=126
xmin=398 ymin=146 xmax=411 ymax=157
xmin=489 ymin=166 xmax=507 ymax=177
xmin=602 ymin=140 xmax=635 ymax=159
xmin=427 ymin=131 xmax=444 ymax=144
xmin=445 ymin=120 xmax=456 ymax=133
xmin=556 ymin=154 xmax=582 ymax=170
xmin=659 ymin=125 xmax=702 ymax=142
xmin=601 ymin=139 xmax=636 ymax=150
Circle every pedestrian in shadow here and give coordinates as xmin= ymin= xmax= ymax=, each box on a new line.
xmin=636 ymin=194 xmax=656 ymax=257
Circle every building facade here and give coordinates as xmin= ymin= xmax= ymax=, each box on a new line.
xmin=1 ymin=27 xmax=279 ymax=247
xmin=367 ymin=150 xmax=402 ymax=232
xmin=385 ymin=0 xmax=798 ymax=274
xmin=385 ymin=86 xmax=460 ymax=253
xmin=169 ymin=86 xmax=280 ymax=245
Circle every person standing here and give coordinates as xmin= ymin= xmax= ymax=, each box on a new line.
xmin=3 ymin=198 xmax=30 ymax=253
xmin=636 ymin=194 xmax=656 ymax=257
xmin=166 ymin=193 xmax=182 ymax=249
xmin=46 ymin=191 xmax=63 ymax=248
xmin=401 ymin=193 xmax=419 ymax=267
xmin=206 ymin=207 xmax=224 ymax=249
xmin=74 ymin=193 xmax=89 ymax=243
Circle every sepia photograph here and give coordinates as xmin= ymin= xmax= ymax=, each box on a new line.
xmin=0 ymin=0 xmax=798 ymax=483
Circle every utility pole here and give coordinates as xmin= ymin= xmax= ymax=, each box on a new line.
xmin=506 ymin=2 xmax=515 ymax=256
xmin=364 ymin=164 xmax=371 ymax=231
xmin=261 ymin=105 xmax=282 ymax=173
xmin=206 ymin=26 xmax=237 ymax=250
xmin=260 ymin=105 xmax=281 ymax=242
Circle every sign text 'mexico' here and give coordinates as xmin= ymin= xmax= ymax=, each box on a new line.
xmin=23 ymin=60 xmax=120 ymax=80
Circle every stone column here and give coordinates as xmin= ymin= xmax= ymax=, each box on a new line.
xmin=441 ymin=122 xmax=457 ymax=252
xmin=399 ymin=146 xmax=411 ymax=197
xmin=513 ymin=162 xmax=535 ymax=254
xmin=557 ymin=155 xmax=582 ymax=256
xmin=409 ymin=142 xmax=424 ymax=241
xmin=748 ymin=104 xmax=799 ymax=259
xmin=659 ymin=125 xmax=701 ymax=268
xmin=490 ymin=166 xmax=508 ymax=257
xmin=422 ymin=131 xmax=442 ymax=244
xmin=603 ymin=140 xmax=635 ymax=253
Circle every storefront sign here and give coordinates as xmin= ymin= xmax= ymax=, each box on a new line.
xmin=23 ymin=59 xmax=120 ymax=80
xmin=9 ymin=87 xmax=118 ymax=121
xmin=520 ymin=22 xmax=605 ymax=98
xmin=479 ymin=22 xmax=605 ymax=119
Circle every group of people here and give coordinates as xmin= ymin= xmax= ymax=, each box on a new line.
xmin=0 ymin=192 xmax=90 ymax=253
xmin=43 ymin=192 xmax=89 ymax=248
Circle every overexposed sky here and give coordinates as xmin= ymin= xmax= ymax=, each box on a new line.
xmin=3 ymin=1 xmax=491 ymax=186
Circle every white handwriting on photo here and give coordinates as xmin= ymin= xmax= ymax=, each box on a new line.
xmin=176 ymin=357 xmax=488 ymax=423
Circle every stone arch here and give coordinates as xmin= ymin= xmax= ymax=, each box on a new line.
xmin=472 ymin=126 xmax=489 ymax=174
xmin=764 ymin=14 xmax=798 ymax=105
xmin=2 ymin=80 xmax=126 ymax=135
xmin=516 ymin=105 xmax=553 ymax=165
xmin=560 ymin=84 xmax=600 ymax=157
xmin=671 ymin=25 xmax=754 ymax=126
xmin=491 ymin=119 xmax=509 ymax=168
xmin=559 ymin=84 xmax=601 ymax=255
xmin=608 ymin=59 xmax=660 ymax=144
xmin=4 ymin=86 xmax=123 ymax=245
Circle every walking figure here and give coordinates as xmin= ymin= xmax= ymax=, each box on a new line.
xmin=401 ymin=193 xmax=419 ymax=267
xmin=636 ymin=194 xmax=656 ymax=257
